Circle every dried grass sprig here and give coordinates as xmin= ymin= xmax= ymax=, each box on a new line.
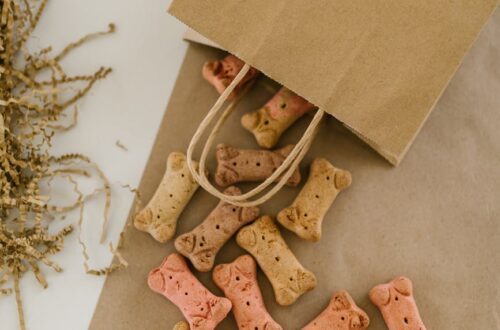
xmin=0 ymin=1 xmax=128 ymax=329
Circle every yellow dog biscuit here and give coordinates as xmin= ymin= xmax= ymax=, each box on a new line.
xmin=134 ymin=152 xmax=200 ymax=243
xmin=236 ymin=215 xmax=317 ymax=306
xmin=277 ymin=158 xmax=351 ymax=242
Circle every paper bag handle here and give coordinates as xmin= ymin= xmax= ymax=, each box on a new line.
xmin=187 ymin=63 xmax=324 ymax=207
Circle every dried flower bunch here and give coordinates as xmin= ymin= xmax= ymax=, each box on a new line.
xmin=0 ymin=0 xmax=127 ymax=328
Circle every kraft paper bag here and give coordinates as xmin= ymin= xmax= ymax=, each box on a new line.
xmin=90 ymin=8 xmax=500 ymax=329
xmin=168 ymin=0 xmax=499 ymax=165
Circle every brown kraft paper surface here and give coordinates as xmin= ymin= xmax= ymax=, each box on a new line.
xmin=90 ymin=9 xmax=500 ymax=330
xmin=168 ymin=0 xmax=499 ymax=165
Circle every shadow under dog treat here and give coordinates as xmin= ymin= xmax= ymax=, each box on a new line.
xmin=236 ymin=215 xmax=317 ymax=306
xmin=134 ymin=152 xmax=200 ymax=243
xmin=215 ymin=144 xmax=301 ymax=187
xmin=148 ymin=253 xmax=232 ymax=330
xmin=277 ymin=158 xmax=352 ymax=242
xmin=175 ymin=186 xmax=260 ymax=272
xmin=213 ymin=255 xmax=283 ymax=330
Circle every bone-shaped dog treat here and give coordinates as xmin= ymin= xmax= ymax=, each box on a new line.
xmin=202 ymin=54 xmax=259 ymax=100
xmin=241 ymin=87 xmax=316 ymax=149
xmin=134 ymin=152 xmax=200 ymax=243
xmin=215 ymin=144 xmax=301 ymax=187
xmin=175 ymin=186 xmax=260 ymax=272
xmin=369 ymin=276 xmax=427 ymax=330
xmin=173 ymin=321 xmax=189 ymax=330
xmin=148 ymin=253 xmax=232 ymax=330
xmin=302 ymin=291 xmax=370 ymax=330
xmin=277 ymin=158 xmax=351 ymax=242
xmin=213 ymin=255 xmax=283 ymax=330
xmin=236 ymin=215 xmax=317 ymax=306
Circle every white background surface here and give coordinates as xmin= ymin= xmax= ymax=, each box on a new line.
xmin=0 ymin=0 xmax=187 ymax=329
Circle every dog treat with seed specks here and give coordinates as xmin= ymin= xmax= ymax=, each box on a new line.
xmin=173 ymin=321 xmax=190 ymax=330
xmin=202 ymin=54 xmax=259 ymax=100
xmin=175 ymin=186 xmax=260 ymax=272
xmin=241 ymin=87 xmax=316 ymax=148
xmin=148 ymin=253 xmax=232 ymax=330
xmin=213 ymin=255 xmax=283 ymax=330
xmin=215 ymin=144 xmax=301 ymax=187
xmin=277 ymin=158 xmax=351 ymax=242
xmin=236 ymin=215 xmax=316 ymax=306
xmin=369 ymin=276 xmax=426 ymax=330
xmin=134 ymin=152 xmax=200 ymax=243
xmin=302 ymin=290 xmax=370 ymax=330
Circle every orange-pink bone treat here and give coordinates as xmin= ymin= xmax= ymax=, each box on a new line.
xmin=242 ymin=87 xmax=317 ymax=149
xmin=369 ymin=276 xmax=427 ymax=330
xmin=302 ymin=290 xmax=369 ymax=330
xmin=148 ymin=253 xmax=232 ymax=330
xmin=202 ymin=54 xmax=259 ymax=100
xmin=213 ymin=255 xmax=283 ymax=330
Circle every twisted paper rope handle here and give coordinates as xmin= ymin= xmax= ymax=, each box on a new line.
xmin=187 ymin=63 xmax=324 ymax=207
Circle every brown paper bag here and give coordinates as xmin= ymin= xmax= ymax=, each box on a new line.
xmin=168 ymin=0 xmax=498 ymax=165
xmin=90 ymin=8 xmax=500 ymax=329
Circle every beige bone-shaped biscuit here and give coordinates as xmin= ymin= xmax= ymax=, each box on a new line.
xmin=236 ymin=215 xmax=317 ymax=306
xmin=173 ymin=321 xmax=189 ymax=330
xmin=215 ymin=144 xmax=301 ymax=187
xmin=241 ymin=87 xmax=316 ymax=149
xmin=369 ymin=276 xmax=427 ymax=330
xmin=277 ymin=158 xmax=352 ymax=242
xmin=213 ymin=255 xmax=283 ymax=330
xmin=134 ymin=152 xmax=200 ymax=243
xmin=302 ymin=290 xmax=370 ymax=330
xmin=148 ymin=253 xmax=232 ymax=330
xmin=175 ymin=186 xmax=260 ymax=272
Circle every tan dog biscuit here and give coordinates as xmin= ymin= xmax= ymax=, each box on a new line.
xmin=134 ymin=152 xmax=200 ymax=243
xmin=202 ymin=54 xmax=259 ymax=100
xmin=236 ymin=215 xmax=317 ymax=306
xmin=175 ymin=186 xmax=260 ymax=272
xmin=277 ymin=158 xmax=351 ymax=242
xmin=215 ymin=144 xmax=301 ymax=187
xmin=302 ymin=291 xmax=369 ymax=330
xmin=369 ymin=276 xmax=427 ymax=330
xmin=148 ymin=253 xmax=232 ymax=330
xmin=241 ymin=87 xmax=316 ymax=148
xmin=213 ymin=255 xmax=283 ymax=330
xmin=173 ymin=321 xmax=189 ymax=330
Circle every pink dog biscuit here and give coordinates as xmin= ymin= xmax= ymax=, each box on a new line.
xmin=213 ymin=255 xmax=283 ymax=330
xmin=148 ymin=253 xmax=232 ymax=330
xmin=215 ymin=144 xmax=301 ymax=187
xmin=302 ymin=291 xmax=370 ymax=330
xmin=236 ymin=216 xmax=317 ymax=306
xmin=202 ymin=54 xmax=259 ymax=100
xmin=175 ymin=186 xmax=260 ymax=272
xmin=369 ymin=276 xmax=427 ymax=330
xmin=241 ymin=87 xmax=316 ymax=149
xmin=277 ymin=158 xmax=352 ymax=242
xmin=134 ymin=152 xmax=200 ymax=243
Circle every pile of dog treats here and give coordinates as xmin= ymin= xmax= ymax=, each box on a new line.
xmin=134 ymin=55 xmax=427 ymax=330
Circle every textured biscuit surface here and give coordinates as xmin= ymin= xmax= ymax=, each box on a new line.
xmin=236 ymin=215 xmax=316 ymax=306
xmin=148 ymin=253 xmax=232 ymax=330
xmin=215 ymin=144 xmax=301 ymax=187
xmin=134 ymin=152 xmax=200 ymax=243
xmin=241 ymin=87 xmax=316 ymax=149
xmin=213 ymin=255 xmax=283 ymax=330
xmin=277 ymin=158 xmax=351 ymax=242
xmin=173 ymin=320 xmax=190 ymax=330
xmin=302 ymin=290 xmax=369 ymax=330
xmin=175 ymin=186 xmax=260 ymax=272
xmin=202 ymin=54 xmax=259 ymax=100
xmin=369 ymin=276 xmax=426 ymax=330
